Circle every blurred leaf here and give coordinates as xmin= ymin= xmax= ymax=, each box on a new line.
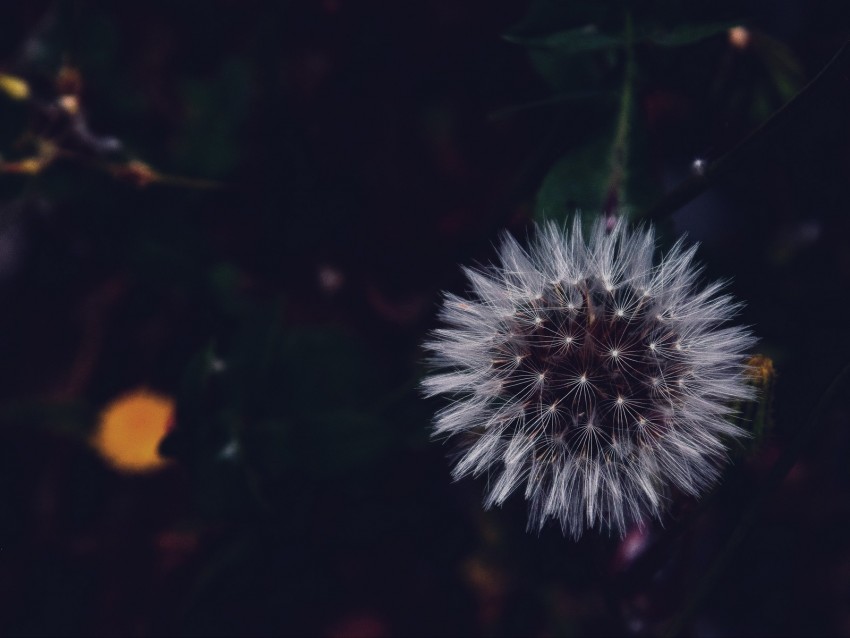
xmin=533 ymin=43 xmax=657 ymax=227
xmin=207 ymin=262 xmax=251 ymax=318
xmin=240 ymin=417 xmax=291 ymax=479
xmin=488 ymin=89 xmax=617 ymax=121
xmin=165 ymin=314 xmax=405 ymax=518
xmin=161 ymin=342 xmax=225 ymax=461
xmin=622 ymin=102 xmax=663 ymax=216
xmin=0 ymin=399 xmax=95 ymax=437
xmin=752 ymin=31 xmax=805 ymax=102
xmin=503 ymin=0 xmax=610 ymax=42
xmin=278 ymin=329 xmax=383 ymax=412
xmin=527 ymin=45 xmax=618 ymax=93
xmin=504 ymin=25 xmax=622 ymax=53
xmin=640 ymin=21 xmax=741 ymax=47
xmin=307 ymin=410 xmax=389 ymax=475
xmin=534 ymin=129 xmax=614 ymax=225
xmin=173 ymin=57 xmax=253 ymax=178
xmin=504 ymin=1 xmax=621 ymax=92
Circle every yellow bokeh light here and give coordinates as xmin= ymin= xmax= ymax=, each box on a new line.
xmin=0 ymin=73 xmax=30 ymax=101
xmin=91 ymin=389 xmax=175 ymax=473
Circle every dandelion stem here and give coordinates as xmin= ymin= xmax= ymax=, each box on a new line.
xmin=603 ymin=12 xmax=635 ymax=221
xmin=662 ymin=362 xmax=850 ymax=637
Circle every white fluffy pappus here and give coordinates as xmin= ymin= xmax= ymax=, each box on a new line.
xmin=422 ymin=219 xmax=756 ymax=538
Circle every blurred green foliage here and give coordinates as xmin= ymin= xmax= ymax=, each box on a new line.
xmin=504 ymin=0 xmax=807 ymax=225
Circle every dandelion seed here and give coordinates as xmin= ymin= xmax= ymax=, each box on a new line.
xmin=422 ymin=218 xmax=756 ymax=538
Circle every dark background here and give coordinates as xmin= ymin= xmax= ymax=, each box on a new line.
xmin=1 ymin=1 xmax=850 ymax=636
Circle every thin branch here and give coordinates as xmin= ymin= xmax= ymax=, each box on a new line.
xmin=642 ymin=37 xmax=850 ymax=223
xmin=662 ymin=362 xmax=850 ymax=637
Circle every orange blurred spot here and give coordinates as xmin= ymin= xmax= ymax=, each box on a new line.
xmin=91 ymin=389 xmax=175 ymax=473
xmin=728 ymin=26 xmax=751 ymax=50
xmin=0 ymin=157 xmax=47 ymax=175
xmin=746 ymin=354 xmax=775 ymax=384
xmin=109 ymin=160 xmax=161 ymax=188
xmin=0 ymin=140 xmax=58 ymax=175
xmin=56 ymin=65 xmax=83 ymax=96
xmin=57 ymin=94 xmax=80 ymax=115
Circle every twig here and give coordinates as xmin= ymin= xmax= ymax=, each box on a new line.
xmin=662 ymin=363 xmax=850 ymax=637
xmin=642 ymin=37 xmax=850 ymax=223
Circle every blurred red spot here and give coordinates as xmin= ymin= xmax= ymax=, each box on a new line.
xmin=326 ymin=612 xmax=389 ymax=638
xmin=612 ymin=524 xmax=651 ymax=572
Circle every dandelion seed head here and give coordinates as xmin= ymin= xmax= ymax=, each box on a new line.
xmin=422 ymin=218 xmax=756 ymax=538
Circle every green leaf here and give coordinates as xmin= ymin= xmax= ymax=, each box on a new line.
xmin=173 ymin=57 xmax=253 ymax=178
xmin=533 ymin=81 xmax=658 ymax=226
xmin=165 ymin=318 xmax=405 ymax=518
xmin=526 ymin=45 xmax=618 ymax=92
xmin=641 ymin=21 xmax=741 ymax=47
xmin=488 ymin=90 xmax=616 ymax=122
xmin=503 ymin=0 xmax=611 ymax=44
xmin=0 ymin=399 xmax=96 ymax=437
xmin=752 ymin=32 xmax=805 ymax=102
xmin=504 ymin=25 xmax=622 ymax=53
xmin=534 ymin=131 xmax=614 ymax=226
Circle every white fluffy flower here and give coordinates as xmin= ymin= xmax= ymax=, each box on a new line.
xmin=423 ymin=219 xmax=755 ymax=538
